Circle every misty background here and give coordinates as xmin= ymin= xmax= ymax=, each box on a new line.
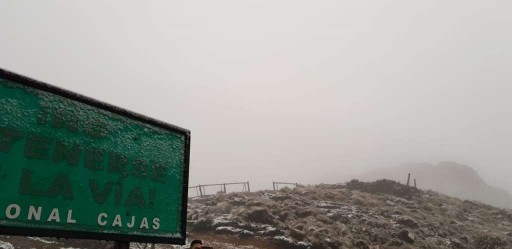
xmin=1 ymin=1 xmax=511 ymax=195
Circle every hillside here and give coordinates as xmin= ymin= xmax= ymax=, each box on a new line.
xmin=187 ymin=180 xmax=512 ymax=249
xmin=1 ymin=180 xmax=512 ymax=249
xmin=359 ymin=161 xmax=512 ymax=209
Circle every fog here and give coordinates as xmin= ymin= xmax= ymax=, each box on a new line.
xmin=1 ymin=1 xmax=511 ymax=193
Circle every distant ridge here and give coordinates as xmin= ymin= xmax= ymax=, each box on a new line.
xmin=359 ymin=161 xmax=512 ymax=209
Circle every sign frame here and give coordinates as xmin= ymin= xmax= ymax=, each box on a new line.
xmin=0 ymin=68 xmax=190 ymax=245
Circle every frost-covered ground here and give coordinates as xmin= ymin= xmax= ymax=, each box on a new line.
xmin=187 ymin=180 xmax=512 ymax=248
xmin=0 ymin=241 xmax=14 ymax=249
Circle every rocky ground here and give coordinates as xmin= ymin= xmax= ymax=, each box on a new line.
xmin=2 ymin=179 xmax=512 ymax=249
xmin=187 ymin=180 xmax=512 ymax=249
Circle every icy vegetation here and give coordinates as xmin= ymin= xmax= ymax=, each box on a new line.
xmin=188 ymin=180 xmax=512 ymax=249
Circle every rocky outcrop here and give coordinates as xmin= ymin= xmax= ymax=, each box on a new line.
xmin=359 ymin=161 xmax=512 ymax=208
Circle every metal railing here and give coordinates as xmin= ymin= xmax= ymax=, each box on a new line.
xmin=189 ymin=181 xmax=250 ymax=198
xmin=189 ymin=181 xmax=302 ymax=198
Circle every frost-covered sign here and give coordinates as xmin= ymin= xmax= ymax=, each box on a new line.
xmin=0 ymin=68 xmax=190 ymax=244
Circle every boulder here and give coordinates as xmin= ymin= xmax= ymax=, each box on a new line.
xmin=246 ymin=207 xmax=275 ymax=225
xmin=397 ymin=216 xmax=419 ymax=229
xmin=0 ymin=241 xmax=14 ymax=249
xmin=398 ymin=230 xmax=415 ymax=244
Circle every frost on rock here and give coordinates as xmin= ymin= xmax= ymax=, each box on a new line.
xmin=0 ymin=241 xmax=14 ymax=249
xmin=216 ymin=226 xmax=250 ymax=235
xmin=28 ymin=237 xmax=57 ymax=244
xmin=212 ymin=214 xmax=236 ymax=226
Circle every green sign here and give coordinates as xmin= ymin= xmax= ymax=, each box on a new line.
xmin=0 ymin=69 xmax=190 ymax=244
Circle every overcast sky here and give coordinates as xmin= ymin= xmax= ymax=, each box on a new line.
xmin=1 ymin=1 xmax=511 ymax=193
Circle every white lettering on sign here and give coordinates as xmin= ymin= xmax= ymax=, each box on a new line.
xmin=112 ymin=215 xmax=122 ymax=227
xmin=67 ymin=210 xmax=76 ymax=224
xmin=96 ymin=213 xmax=160 ymax=230
xmin=127 ymin=216 xmax=135 ymax=228
xmin=5 ymin=204 xmax=78 ymax=224
xmin=140 ymin=217 xmax=148 ymax=229
xmin=47 ymin=208 xmax=60 ymax=222
xmin=28 ymin=206 xmax=42 ymax=221
xmin=3 ymin=204 xmax=160 ymax=230
xmin=153 ymin=218 xmax=160 ymax=230
xmin=98 ymin=213 xmax=108 ymax=226
xmin=6 ymin=204 xmax=20 ymax=219
xmin=152 ymin=218 xmax=160 ymax=229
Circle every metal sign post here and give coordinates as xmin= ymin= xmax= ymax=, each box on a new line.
xmin=0 ymin=68 xmax=190 ymax=245
xmin=114 ymin=241 xmax=130 ymax=249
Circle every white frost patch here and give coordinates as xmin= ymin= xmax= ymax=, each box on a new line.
xmin=297 ymin=241 xmax=313 ymax=247
xmin=0 ymin=241 xmax=14 ymax=249
xmin=28 ymin=237 xmax=57 ymax=244
xmin=212 ymin=214 xmax=234 ymax=226
xmin=216 ymin=226 xmax=245 ymax=233
xmin=273 ymin=236 xmax=312 ymax=247
xmin=274 ymin=235 xmax=295 ymax=243
xmin=249 ymin=223 xmax=275 ymax=230
xmin=315 ymin=201 xmax=342 ymax=209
